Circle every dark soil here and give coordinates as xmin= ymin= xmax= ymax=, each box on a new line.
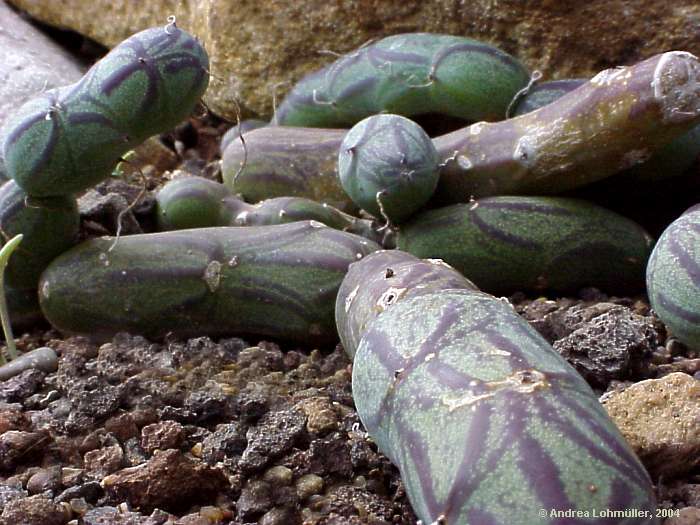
xmin=0 ymin=115 xmax=698 ymax=525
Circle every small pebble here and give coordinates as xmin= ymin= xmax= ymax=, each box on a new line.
xmin=263 ymin=465 xmax=293 ymax=486
xmin=295 ymin=474 xmax=324 ymax=500
xmin=603 ymin=372 xmax=700 ymax=477
xmin=26 ymin=466 xmax=61 ymax=495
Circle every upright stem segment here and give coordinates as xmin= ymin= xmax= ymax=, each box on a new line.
xmin=0 ymin=234 xmax=24 ymax=364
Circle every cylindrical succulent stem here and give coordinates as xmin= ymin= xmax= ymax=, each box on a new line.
xmin=219 ymin=118 xmax=267 ymax=156
xmin=222 ymin=126 xmax=353 ymax=211
xmin=39 ymin=222 xmax=380 ymax=343
xmin=155 ymin=176 xmax=384 ymax=244
xmin=646 ymin=205 xmax=700 ymax=349
xmin=352 ymin=289 xmax=658 ymax=524
xmin=433 ymin=51 xmax=700 ymax=202
xmin=397 ymin=196 xmax=654 ymax=295
xmin=0 ymin=181 xmax=80 ymax=289
xmin=274 ymin=33 xmax=529 ymax=128
xmin=336 ymin=250 xmax=476 ymax=359
xmin=1 ymin=22 xmax=209 ymax=197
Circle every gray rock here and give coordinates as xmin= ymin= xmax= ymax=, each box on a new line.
xmin=201 ymin=422 xmax=247 ymax=464
xmin=0 ymin=494 xmax=66 ymax=525
xmin=80 ymin=506 xmax=150 ymax=525
xmin=0 ymin=484 xmax=27 ymax=512
xmin=0 ymin=2 xmax=83 ymax=129
xmin=239 ymin=408 xmax=307 ymax=474
xmin=0 ymin=368 xmax=45 ymax=403
xmin=553 ymin=306 xmax=658 ymax=386
xmin=0 ymin=347 xmax=57 ymax=383
xmin=236 ymin=479 xmax=273 ymax=521
xmin=55 ymin=481 xmax=103 ymax=504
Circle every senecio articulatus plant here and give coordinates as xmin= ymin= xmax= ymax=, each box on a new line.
xmin=0 ymin=19 xmax=209 ymax=334
xmin=38 ymin=222 xmax=379 ymax=343
xmin=337 ymin=250 xmax=659 ymax=525
xmin=511 ymin=78 xmax=700 ymax=184
xmin=433 ymin=51 xmax=700 ymax=202
xmin=222 ymin=126 xmax=353 ymax=211
xmin=397 ymin=196 xmax=654 ymax=295
xmin=154 ymin=175 xmax=383 ymax=244
xmin=338 ymin=114 xmax=440 ymax=224
xmin=219 ymin=118 xmax=267 ymax=154
xmin=646 ymin=204 xmax=700 ymax=350
xmin=224 ymin=52 xmax=700 ymax=213
xmin=273 ymin=33 xmax=530 ymax=127
xmin=1 ymin=18 xmax=210 ymax=197
xmin=0 ymin=19 xmax=694 ymax=523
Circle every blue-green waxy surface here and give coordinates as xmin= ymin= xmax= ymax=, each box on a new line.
xmin=647 ymin=206 xmax=700 ymax=349
xmin=338 ymin=114 xmax=439 ymax=223
xmin=2 ymin=23 xmax=209 ymax=197
xmin=397 ymin=196 xmax=654 ymax=294
xmin=39 ymin=222 xmax=380 ymax=343
xmin=353 ymin=289 xmax=658 ymax=525
xmin=275 ymin=33 xmax=530 ymax=127
xmin=336 ymin=250 xmax=476 ymax=359
xmin=155 ymin=176 xmax=244 ymax=231
xmin=0 ymin=180 xmax=79 ymax=289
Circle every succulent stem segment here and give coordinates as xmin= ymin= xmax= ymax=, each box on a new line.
xmin=39 ymin=223 xmax=380 ymax=343
xmin=337 ymin=253 xmax=659 ymax=524
xmin=336 ymin=250 xmax=476 ymax=359
xmin=274 ymin=33 xmax=529 ymax=128
xmin=351 ymin=288 xmax=658 ymax=525
xmin=338 ymin=114 xmax=439 ymax=223
xmin=397 ymin=196 xmax=654 ymax=295
xmin=646 ymin=205 xmax=700 ymax=349
xmin=0 ymin=234 xmax=23 ymax=364
xmin=433 ymin=51 xmax=700 ymax=202
xmin=155 ymin=176 xmax=384 ymax=244
xmin=222 ymin=126 xmax=353 ymax=211
xmin=1 ymin=22 xmax=209 ymax=198
xmin=511 ymin=77 xmax=700 ymax=184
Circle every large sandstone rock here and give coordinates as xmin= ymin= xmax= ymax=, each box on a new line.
xmin=0 ymin=2 xmax=84 ymax=127
xmin=8 ymin=0 xmax=700 ymax=120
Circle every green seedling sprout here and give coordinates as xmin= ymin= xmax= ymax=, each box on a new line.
xmin=0 ymin=234 xmax=23 ymax=364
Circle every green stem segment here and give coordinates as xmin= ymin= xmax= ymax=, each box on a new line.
xmin=337 ymin=252 xmax=658 ymax=524
xmin=0 ymin=234 xmax=23 ymax=363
